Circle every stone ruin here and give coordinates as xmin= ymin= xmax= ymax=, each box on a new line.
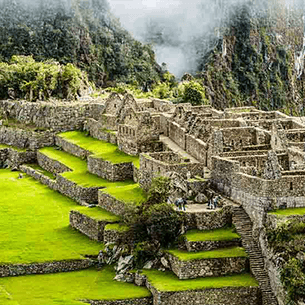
xmin=3 ymin=96 xmax=305 ymax=304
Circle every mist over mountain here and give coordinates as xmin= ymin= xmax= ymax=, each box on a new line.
xmin=109 ymin=0 xmax=305 ymax=77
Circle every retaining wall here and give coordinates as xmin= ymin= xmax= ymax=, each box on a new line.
xmin=55 ymin=135 xmax=91 ymax=158
xmin=70 ymin=210 xmax=110 ymax=241
xmin=0 ymin=259 xmax=95 ymax=277
xmin=146 ymin=281 xmax=261 ymax=305
xmin=185 ymin=239 xmax=241 ymax=252
xmin=98 ymin=192 xmax=129 ymax=216
xmin=88 ymin=156 xmax=133 ymax=181
xmin=0 ymin=100 xmax=104 ymax=131
xmin=0 ymin=126 xmax=55 ymax=149
xmin=185 ymin=205 xmax=233 ymax=231
xmin=166 ymin=253 xmax=248 ymax=279
xmin=84 ymin=118 xmax=117 ymax=144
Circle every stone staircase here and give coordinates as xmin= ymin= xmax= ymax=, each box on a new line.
xmin=232 ymin=206 xmax=278 ymax=305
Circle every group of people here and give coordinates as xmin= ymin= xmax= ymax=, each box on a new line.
xmin=207 ymin=194 xmax=221 ymax=209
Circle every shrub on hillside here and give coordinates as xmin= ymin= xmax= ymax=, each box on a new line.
xmin=0 ymin=55 xmax=88 ymax=101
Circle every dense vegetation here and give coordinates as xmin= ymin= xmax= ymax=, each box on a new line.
xmin=0 ymin=55 xmax=88 ymax=101
xmin=267 ymin=217 xmax=305 ymax=304
xmin=199 ymin=3 xmax=305 ymax=115
xmin=0 ymin=0 xmax=161 ymax=89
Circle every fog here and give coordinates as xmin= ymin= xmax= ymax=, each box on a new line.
xmin=109 ymin=0 xmax=305 ymax=77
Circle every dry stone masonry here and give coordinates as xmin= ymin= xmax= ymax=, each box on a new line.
xmin=4 ymin=94 xmax=305 ymax=304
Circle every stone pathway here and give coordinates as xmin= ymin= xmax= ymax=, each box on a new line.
xmin=159 ymin=135 xmax=199 ymax=163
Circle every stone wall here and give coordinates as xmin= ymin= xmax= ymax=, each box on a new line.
xmin=185 ymin=239 xmax=241 ymax=252
xmin=146 ymin=281 xmax=261 ymax=305
xmin=83 ymin=297 xmax=153 ymax=305
xmin=139 ymin=153 xmax=205 ymax=191
xmin=7 ymin=149 xmax=36 ymax=167
xmin=185 ymin=135 xmax=208 ymax=164
xmin=70 ymin=210 xmax=111 ymax=241
xmin=0 ymin=259 xmax=95 ymax=277
xmin=166 ymin=253 xmax=249 ymax=279
xmin=55 ymin=135 xmax=91 ymax=158
xmin=88 ymin=156 xmax=133 ymax=181
xmin=84 ymin=118 xmax=117 ymax=144
xmin=37 ymin=151 xmax=71 ymax=174
xmin=184 ymin=205 xmax=233 ymax=231
xmin=168 ymin=121 xmax=186 ymax=149
xmin=56 ymin=174 xmax=102 ymax=204
xmin=98 ymin=192 xmax=128 ymax=216
xmin=0 ymin=147 xmax=36 ymax=167
xmin=0 ymin=100 xmax=104 ymax=132
xmin=0 ymin=126 xmax=55 ymax=149
xmin=21 ymin=165 xmax=102 ymax=204
xmin=103 ymin=228 xmax=132 ymax=244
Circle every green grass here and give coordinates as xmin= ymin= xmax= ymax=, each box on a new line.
xmin=58 ymin=131 xmax=140 ymax=168
xmin=185 ymin=227 xmax=240 ymax=242
xmin=72 ymin=206 xmax=120 ymax=222
xmin=166 ymin=247 xmax=247 ymax=261
xmin=0 ymin=170 xmax=103 ymax=264
xmin=26 ymin=164 xmax=56 ymax=179
xmin=0 ymin=143 xmax=26 ymax=152
xmin=0 ymin=267 xmax=151 ymax=305
xmin=102 ymin=184 xmax=147 ymax=204
xmin=105 ymin=223 xmax=129 ymax=232
xmin=39 ymin=147 xmax=136 ymax=188
xmin=269 ymin=207 xmax=305 ymax=216
xmin=142 ymin=269 xmax=258 ymax=292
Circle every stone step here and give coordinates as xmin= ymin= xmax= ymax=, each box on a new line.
xmin=165 ymin=247 xmax=249 ymax=280
xmin=232 ymin=206 xmax=278 ymax=305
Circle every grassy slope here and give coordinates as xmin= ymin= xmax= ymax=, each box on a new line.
xmin=269 ymin=207 xmax=305 ymax=216
xmin=142 ymin=269 xmax=258 ymax=292
xmin=167 ymin=247 xmax=247 ymax=261
xmin=0 ymin=170 xmax=103 ymax=264
xmin=185 ymin=227 xmax=240 ymax=242
xmin=58 ymin=131 xmax=140 ymax=167
xmin=0 ymin=267 xmax=150 ymax=305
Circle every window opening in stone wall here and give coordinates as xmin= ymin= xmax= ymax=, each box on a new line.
xmin=290 ymin=182 xmax=293 ymax=191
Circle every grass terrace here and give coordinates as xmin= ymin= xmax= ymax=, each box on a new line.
xmin=166 ymin=247 xmax=247 ymax=261
xmin=39 ymin=147 xmax=135 ymax=188
xmin=0 ymin=170 xmax=103 ymax=264
xmin=58 ymin=131 xmax=140 ymax=168
xmin=269 ymin=207 xmax=305 ymax=216
xmin=185 ymin=227 xmax=240 ymax=242
xmin=72 ymin=206 xmax=120 ymax=222
xmin=101 ymin=184 xmax=147 ymax=205
xmin=0 ymin=267 xmax=151 ymax=305
xmin=142 ymin=269 xmax=258 ymax=292
xmin=105 ymin=223 xmax=129 ymax=232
